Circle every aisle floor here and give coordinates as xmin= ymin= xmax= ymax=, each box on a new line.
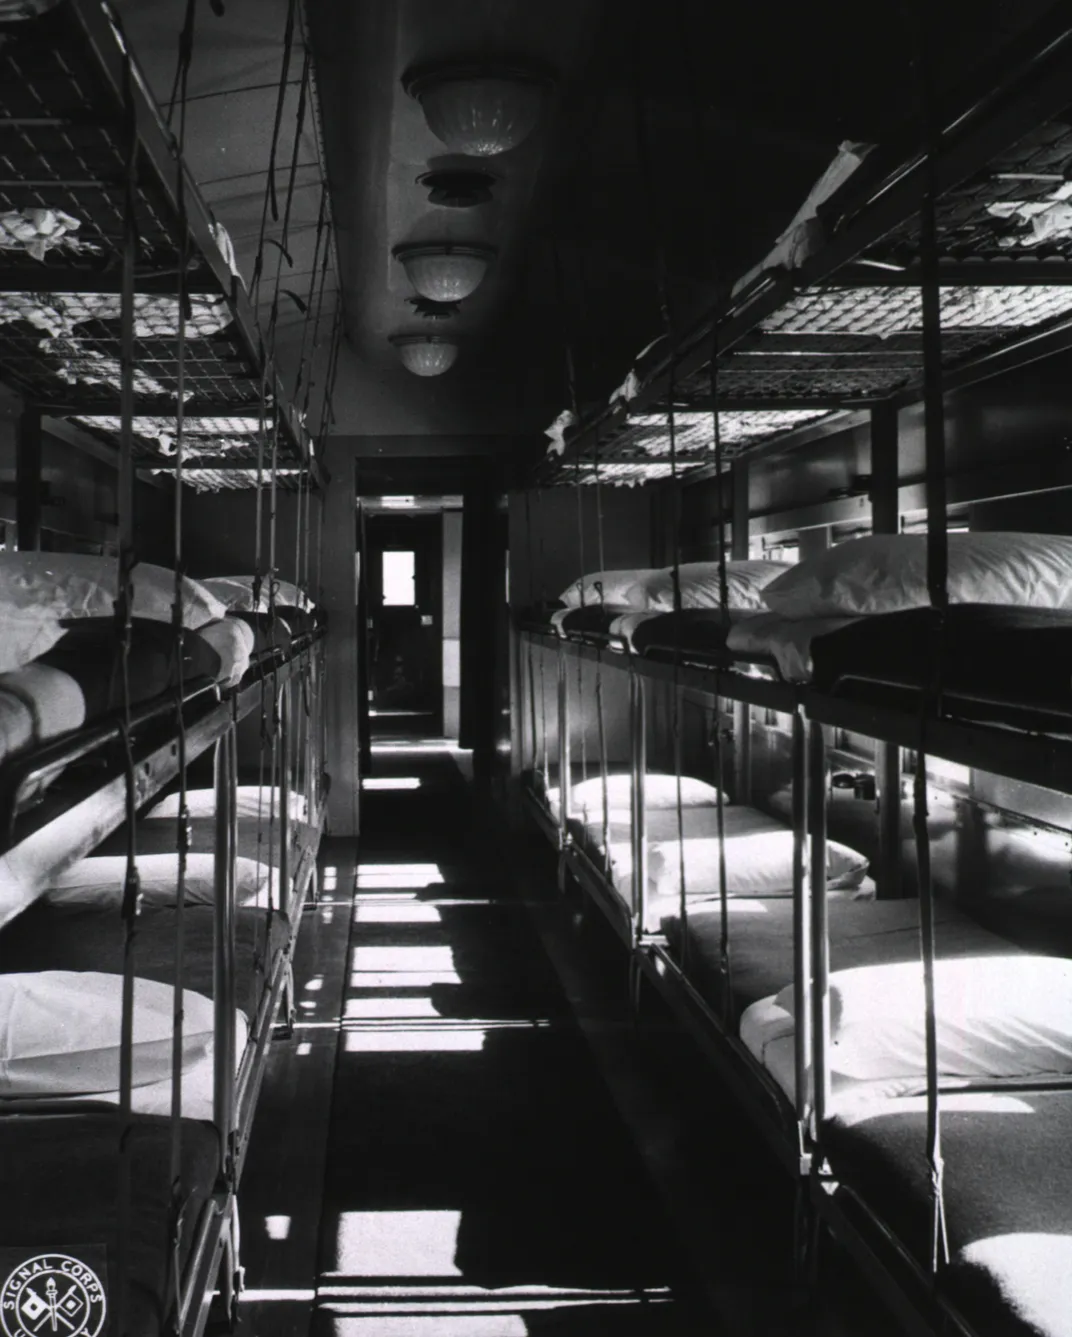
xmin=237 ymin=746 xmax=705 ymax=1335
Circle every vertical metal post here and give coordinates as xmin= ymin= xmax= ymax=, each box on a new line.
xmin=509 ymin=626 xmax=523 ymax=780
xmin=213 ymin=730 xmax=237 ymax=1173
xmin=808 ymin=719 xmax=830 ymax=1135
xmin=731 ymin=462 xmax=751 ymax=801
xmin=920 ymin=119 xmax=948 ymax=614
xmin=870 ymin=402 xmax=904 ymax=899
xmin=279 ymin=679 xmax=291 ymax=915
xmin=791 ymin=708 xmax=813 ymax=1131
xmin=631 ymin=671 xmax=648 ymax=940
xmin=15 ymin=408 xmax=42 ymax=552
xmin=557 ymin=643 xmax=571 ymax=843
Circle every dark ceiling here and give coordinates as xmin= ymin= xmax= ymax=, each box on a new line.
xmin=121 ymin=0 xmax=1067 ymax=454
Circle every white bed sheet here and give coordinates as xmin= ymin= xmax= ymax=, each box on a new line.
xmin=2 ymin=1010 xmax=248 ymax=1121
xmin=147 ymin=785 xmax=310 ymax=823
xmin=740 ymin=994 xmax=939 ymax=1112
xmin=575 ymin=804 xmax=871 ymax=931
xmin=726 ymin=612 xmax=860 ymax=682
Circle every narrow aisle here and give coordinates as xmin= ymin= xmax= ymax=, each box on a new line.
xmin=311 ymin=745 xmax=704 ymax=1335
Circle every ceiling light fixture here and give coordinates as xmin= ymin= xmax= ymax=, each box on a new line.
xmin=406 ymin=295 xmax=461 ymax=321
xmin=416 ymin=168 xmax=496 ymax=208
xmin=393 ymin=242 xmax=496 ymax=302
xmin=389 ymin=334 xmax=459 ymax=377
xmin=403 ymin=61 xmax=555 ymax=157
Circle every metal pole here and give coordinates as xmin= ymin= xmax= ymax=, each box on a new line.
xmin=631 ymin=671 xmax=649 ymax=942
xmin=808 ymin=719 xmax=830 ymax=1135
xmin=557 ymin=643 xmax=571 ymax=844
xmin=279 ymin=680 xmax=291 ymax=915
xmin=870 ymin=402 xmax=905 ymax=899
xmin=213 ymin=730 xmax=237 ymax=1176
xmin=791 ymin=707 xmax=813 ymax=1131
xmin=15 ymin=407 xmax=42 ymax=551
xmin=731 ymin=462 xmax=751 ymax=801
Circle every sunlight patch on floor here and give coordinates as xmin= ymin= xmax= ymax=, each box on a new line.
xmin=357 ymin=863 xmax=445 ymax=889
xmin=355 ymin=903 xmax=442 ymax=924
xmin=334 ymin=1210 xmax=463 ymax=1277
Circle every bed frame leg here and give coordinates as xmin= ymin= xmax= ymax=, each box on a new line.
xmin=208 ymin=1200 xmax=244 ymax=1333
xmin=275 ymin=961 xmax=296 ymax=1039
xmin=628 ymin=952 xmax=644 ymax=1024
xmin=791 ymin=1178 xmax=821 ymax=1310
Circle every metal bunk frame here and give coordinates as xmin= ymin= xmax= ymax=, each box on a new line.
xmin=536 ymin=9 xmax=1072 ymax=488
xmin=0 ymin=0 xmax=321 ymax=490
xmin=0 ymin=4 xmax=332 ymax=1332
xmin=514 ymin=14 xmax=1072 ymax=1331
xmin=0 ymin=629 xmax=327 ymax=1337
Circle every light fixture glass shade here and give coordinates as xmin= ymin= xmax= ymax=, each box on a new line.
xmin=403 ymin=63 xmax=554 ymax=157
xmin=393 ymin=243 xmax=495 ymax=302
xmin=389 ymin=335 xmax=459 ymax=377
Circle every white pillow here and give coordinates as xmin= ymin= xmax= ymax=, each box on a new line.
xmin=773 ymin=954 xmax=1072 ymax=1081
xmin=762 ymin=533 xmax=1072 ymax=618
xmin=0 ymin=971 xmax=215 ymax=1096
xmin=146 ymin=785 xmax=309 ymax=823
xmin=648 ymin=809 xmax=869 ymax=899
xmin=634 ymin=561 xmax=796 ymax=612
xmin=0 ymin=664 xmax=85 ymax=738
xmin=559 ymin=569 xmax=658 ymax=610
xmin=0 ymin=612 xmax=65 ymax=675
xmin=196 ymin=617 xmax=254 ymax=688
xmin=0 ymin=553 xmax=226 ymax=631
xmin=44 ymin=853 xmax=273 ymax=909
xmin=557 ymin=773 xmax=724 ymax=819
xmin=201 ymin=575 xmax=312 ymax=612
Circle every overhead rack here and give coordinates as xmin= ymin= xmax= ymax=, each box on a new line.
xmin=537 ymin=11 xmax=1072 ymax=486
xmin=0 ymin=0 xmax=319 ymax=490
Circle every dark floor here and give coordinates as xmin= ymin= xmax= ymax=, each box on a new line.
xmin=236 ymin=746 xmax=900 ymax=1337
xmin=238 ymin=746 xmax=704 ymax=1335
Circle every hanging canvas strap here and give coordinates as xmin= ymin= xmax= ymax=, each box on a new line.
xmin=914 ymin=737 xmax=950 ymax=1273
xmin=166 ymin=5 xmax=196 ymax=1305
xmin=915 ymin=0 xmax=950 ymax=1274
xmin=707 ymin=332 xmax=733 ymax=1019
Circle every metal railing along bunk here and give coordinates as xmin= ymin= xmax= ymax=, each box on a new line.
xmin=0 ymin=3 xmax=335 ymax=1334
xmin=512 ymin=9 xmax=1072 ymax=1334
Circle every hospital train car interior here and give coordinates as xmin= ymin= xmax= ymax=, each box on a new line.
xmin=4 ymin=1 xmax=1072 ymax=1334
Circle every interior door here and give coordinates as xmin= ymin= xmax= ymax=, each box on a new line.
xmin=366 ymin=514 xmax=443 ymax=734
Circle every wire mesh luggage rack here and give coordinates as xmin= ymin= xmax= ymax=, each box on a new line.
xmin=536 ymin=11 xmax=1072 ymax=488
xmin=0 ymin=4 xmax=333 ymax=1333
xmin=0 ymin=0 xmax=316 ymax=485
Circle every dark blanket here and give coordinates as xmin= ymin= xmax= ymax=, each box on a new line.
xmin=228 ymin=610 xmax=293 ymax=659
xmin=41 ymin=618 xmax=221 ymax=717
xmin=825 ymin=1090 xmax=1072 ymax=1337
xmin=628 ymin=610 xmax=736 ymax=662
xmin=665 ymin=897 xmax=1017 ymax=1021
xmin=555 ymin=606 xmax=622 ymax=637
xmin=810 ymin=605 xmax=1072 ymax=727
xmin=0 ymin=902 xmax=288 ymax=1018
xmin=0 ymin=1112 xmax=220 ymax=1337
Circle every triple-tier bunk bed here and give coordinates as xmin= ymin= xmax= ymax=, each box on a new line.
xmin=512 ymin=11 xmax=1072 ymax=1337
xmin=0 ymin=3 xmax=334 ymax=1334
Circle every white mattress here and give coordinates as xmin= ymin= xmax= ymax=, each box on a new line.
xmin=607 ymin=610 xmax=661 ymax=652
xmin=740 ymin=994 xmax=936 ymax=1112
xmin=577 ymin=805 xmax=870 ymax=931
xmin=726 ymin=612 xmax=860 ymax=682
xmin=4 ymin=1009 xmax=248 ymax=1121
xmin=147 ymin=785 xmax=310 ymax=823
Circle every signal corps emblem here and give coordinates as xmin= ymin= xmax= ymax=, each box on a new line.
xmin=0 ymin=1255 xmax=106 ymax=1337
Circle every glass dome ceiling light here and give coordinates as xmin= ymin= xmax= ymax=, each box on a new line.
xmin=389 ymin=334 xmax=460 ymax=377
xmin=393 ymin=242 xmax=496 ymax=302
xmin=402 ymin=61 xmax=555 ymax=157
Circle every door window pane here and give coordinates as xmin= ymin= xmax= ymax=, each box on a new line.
xmin=383 ymin=550 xmax=416 ymax=606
